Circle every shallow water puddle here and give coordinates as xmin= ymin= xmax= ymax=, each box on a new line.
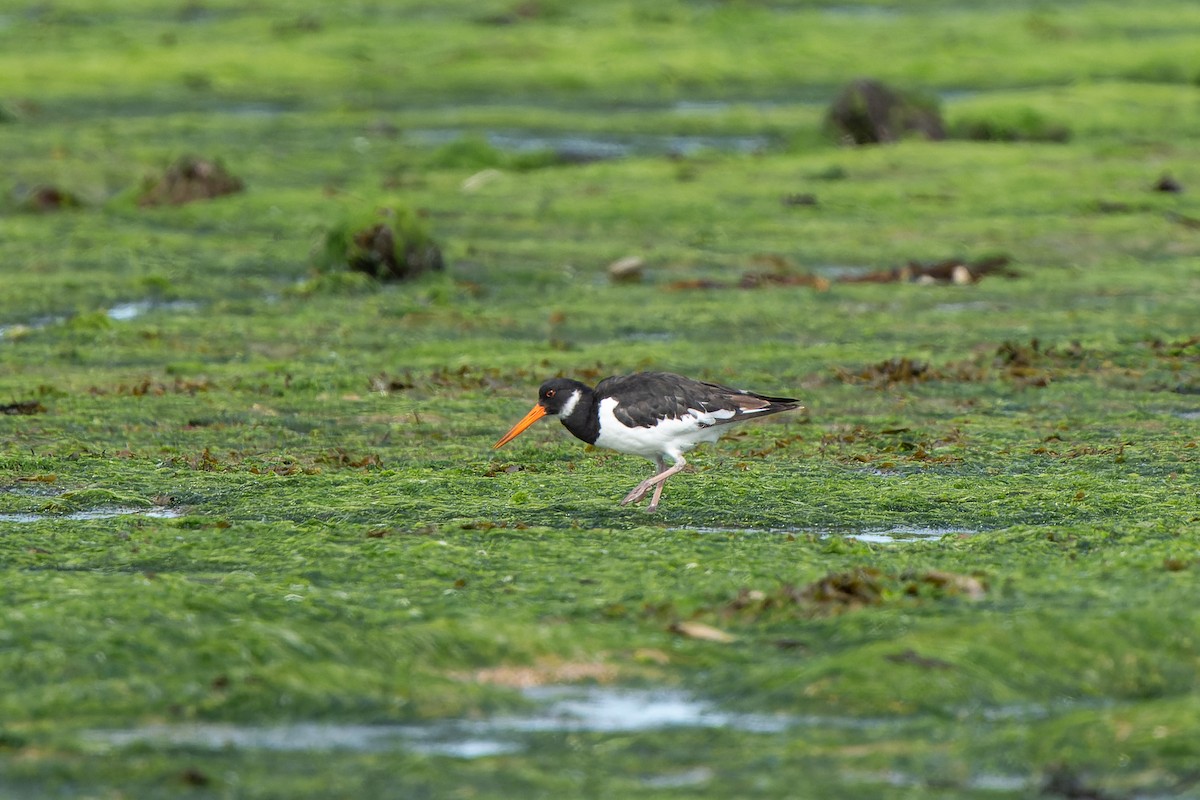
xmin=686 ymin=526 xmax=974 ymax=544
xmin=844 ymin=769 xmax=1029 ymax=793
xmin=640 ymin=767 xmax=716 ymax=788
xmin=512 ymin=686 xmax=790 ymax=734
xmin=0 ymin=507 xmax=183 ymax=523
xmin=847 ymin=526 xmax=973 ymax=544
xmin=0 ymin=315 xmax=63 ymax=340
xmin=106 ymin=300 xmax=199 ymax=321
xmin=85 ymin=687 xmax=791 ymax=758
xmin=407 ymin=128 xmax=770 ymax=159
xmin=1 ymin=301 xmax=198 ymax=341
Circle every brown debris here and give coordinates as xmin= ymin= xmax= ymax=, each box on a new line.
xmin=835 ymin=338 xmax=1091 ymax=390
xmin=668 ymin=621 xmax=737 ymax=643
xmin=738 ymin=272 xmax=831 ymax=290
xmin=138 ymin=156 xmax=244 ymax=207
xmin=1 ymin=400 xmax=46 ymax=415
xmin=800 ymin=567 xmax=887 ymax=609
xmin=478 ymin=0 xmax=550 ymax=25
xmin=16 ymin=474 xmax=57 ymax=483
xmin=455 ymin=659 xmax=618 ymax=688
xmin=885 ymin=649 xmax=954 ymax=670
xmin=666 ymin=278 xmax=729 ymax=291
xmin=723 ymin=565 xmax=986 ymax=621
xmin=837 ymin=356 xmax=935 ymax=387
xmin=837 ymin=255 xmax=1016 ymax=285
xmin=484 ymin=462 xmax=526 ymax=477
xmin=369 ymin=372 xmax=414 ymax=393
xmin=905 ymin=569 xmax=987 ymax=600
xmin=19 ymin=185 xmax=81 ymax=213
xmin=1153 ymin=173 xmax=1183 ymax=193
xmin=826 ymin=79 xmax=945 ymax=145
xmin=1040 ymin=765 xmax=1119 ymax=800
xmin=817 ymin=424 xmax=966 ymax=466
xmin=607 ymin=255 xmax=645 ymax=283
xmin=459 ymin=519 xmax=529 ymax=531
xmin=669 ymin=255 xmax=1014 ymax=292
xmin=179 ymin=768 xmax=210 ymax=787
xmin=781 ymin=192 xmax=818 ymax=207
xmin=317 ymin=448 xmax=381 ymax=469
xmin=88 ymin=378 xmax=213 ymax=397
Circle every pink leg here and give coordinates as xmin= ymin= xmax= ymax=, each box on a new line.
xmin=648 ymin=458 xmax=667 ymax=512
xmin=648 ymin=480 xmax=666 ymax=512
xmin=621 ymin=456 xmax=686 ymax=511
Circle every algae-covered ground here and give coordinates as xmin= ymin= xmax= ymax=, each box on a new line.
xmin=2 ymin=1 xmax=1200 ymax=797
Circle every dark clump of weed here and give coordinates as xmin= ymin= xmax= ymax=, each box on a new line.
xmin=368 ymin=372 xmax=415 ymax=393
xmin=179 ymin=768 xmax=210 ymax=788
xmin=799 ymin=567 xmax=888 ymax=609
xmin=162 ymin=448 xmax=325 ymax=475
xmin=15 ymin=185 xmax=82 ymax=213
xmin=316 ymin=204 xmax=444 ymax=282
xmin=476 ymin=0 xmax=567 ymax=26
xmin=885 ymin=649 xmax=954 ymax=670
xmin=1146 ymin=336 xmax=1200 ymax=358
xmin=737 ymin=271 xmax=830 ymax=290
xmin=818 ymin=424 xmax=965 ymax=466
xmin=951 ymin=107 xmax=1071 ymax=143
xmin=460 ymin=520 xmax=529 ymax=531
xmin=271 ymin=15 xmax=322 ymax=37
xmin=905 ymin=568 xmax=987 ymax=600
xmin=1152 ymin=174 xmax=1183 ymax=193
xmin=1 ymin=400 xmax=46 ymax=415
xmin=781 ymin=192 xmax=819 ymax=207
xmin=837 ymin=338 xmax=1092 ymax=390
xmin=317 ymin=448 xmax=382 ymax=469
xmin=138 ymin=155 xmax=244 ymax=206
xmin=991 ymin=337 xmax=1088 ymax=386
xmin=722 ymin=567 xmax=987 ymax=620
xmin=87 ymin=378 xmax=214 ymax=396
xmin=837 ymin=357 xmax=936 ymax=387
xmin=419 ymin=363 xmax=583 ymax=391
xmin=484 ymin=462 xmax=529 ymax=477
xmin=825 ymin=78 xmax=945 ymax=145
xmin=1040 ymin=764 xmax=1120 ymax=800
xmin=1031 ymin=440 xmax=1127 ymax=461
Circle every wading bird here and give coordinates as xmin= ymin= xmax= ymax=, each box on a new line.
xmin=493 ymin=371 xmax=801 ymax=511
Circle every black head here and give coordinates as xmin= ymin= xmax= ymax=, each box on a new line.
xmin=537 ymin=378 xmax=589 ymax=415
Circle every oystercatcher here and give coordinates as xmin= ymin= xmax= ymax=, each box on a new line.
xmin=493 ymin=372 xmax=802 ymax=511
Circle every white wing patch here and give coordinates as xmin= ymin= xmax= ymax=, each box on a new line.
xmin=595 ymin=397 xmax=725 ymax=461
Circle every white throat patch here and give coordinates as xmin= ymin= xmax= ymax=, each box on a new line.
xmin=557 ymin=389 xmax=582 ymax=419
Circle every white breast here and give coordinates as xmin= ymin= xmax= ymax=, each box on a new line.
xmin=593 ymin=397 xmax=726 ymax=462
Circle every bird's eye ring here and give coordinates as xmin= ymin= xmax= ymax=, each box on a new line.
xmin=546 ymin=389 xmax=556 ymax=398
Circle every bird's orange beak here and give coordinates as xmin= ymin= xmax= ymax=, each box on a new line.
xmin=493 ymin=404 xmax=547 ymax=449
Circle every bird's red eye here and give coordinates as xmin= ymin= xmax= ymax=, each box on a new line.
xmin=546 ymin=389 xmax=556 ymax=398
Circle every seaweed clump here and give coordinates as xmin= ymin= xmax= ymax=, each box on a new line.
xmin=826 ymin=79 xmax=945 ymax=144
xmin=138 ymin=156 xmax=245 ymax=206
xmin=316 ymin=204 xmax=444 ymax=281
xmin=16 ymin=185 xmax=81 ymax=213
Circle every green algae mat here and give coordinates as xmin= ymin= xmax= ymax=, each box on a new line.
xmin=2 ymin=1 xmax=1200 ymax=797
